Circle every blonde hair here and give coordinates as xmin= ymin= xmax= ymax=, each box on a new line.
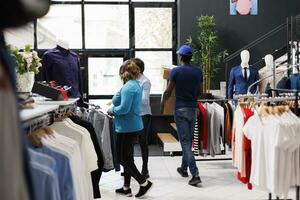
xmin=120 ymin=60 xmax=140 ymax=82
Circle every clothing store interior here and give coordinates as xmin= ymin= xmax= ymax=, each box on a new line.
xmin=3 ymin=0 xmax=300 ymax=200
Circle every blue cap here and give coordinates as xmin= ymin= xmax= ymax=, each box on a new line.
xmin=176 ymin=45 xmax=193 ymax=56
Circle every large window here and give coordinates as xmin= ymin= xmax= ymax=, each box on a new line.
xmin=37 ymin=5 xmax=82 ymax=49
xmin=4 ymin=0 xmax=177 ymax=99
xmin=88 ymin=57 xmax=124 ymax=95
xmin=4 ymin=23 xmax=34 ymax=48
xmin=85 ymin=5 xmax=129 ymax=49
xmin=135 ymin=8 xmax=172 ymax=48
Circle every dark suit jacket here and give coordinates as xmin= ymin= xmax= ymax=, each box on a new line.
xmin=228 ymin=65 xmax=259 ymax=99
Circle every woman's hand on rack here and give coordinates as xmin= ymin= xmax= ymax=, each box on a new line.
xmin=107 ymin=107 xmax=113 ymax=116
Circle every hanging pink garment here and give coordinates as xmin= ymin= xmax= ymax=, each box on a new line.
xmin=236 ymin=0 xmax=252 ymax=15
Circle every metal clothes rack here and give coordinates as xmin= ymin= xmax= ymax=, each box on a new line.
xmin=253 ymin=88 xmax=300 ymax=200
xmin=22 ymin=114 xmax=52 ymax=133
xmin=195 ymin=98 xmax=233 ymax=162
xmin=23 ymin=103 xmax=78 ymax=134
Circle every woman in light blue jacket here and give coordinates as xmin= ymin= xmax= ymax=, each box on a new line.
xmin=108 ymin=60 xmax=153 ymax=198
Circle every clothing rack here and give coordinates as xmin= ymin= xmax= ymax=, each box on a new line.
xmin=195 ymin=98 xmax=233 ymax=162
xmin=22 ymin=102 xmax=78 ymax=134
xmin=83 ymin=101 xmax=101 ymax=109
xmin=22 ymin=114 xmax=52 ymax=133
xmin=252 ymin=88 xmax=300 ymax=200
xmin=198 ymin=98 xmax=233 ymax=102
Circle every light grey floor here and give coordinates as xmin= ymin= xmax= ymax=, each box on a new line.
xmin=97 ymin=156 xmax=297 ymax=200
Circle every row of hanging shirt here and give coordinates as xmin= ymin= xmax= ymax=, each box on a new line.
xmin=194 ymin=101 xmax=234 ymax=156
xmin=232 ymin=98 xmax=300 ymax=198
xmin=27 ymin=115 xmax=99 ymax=200
xmin=77 ymin=105 xmax=119 ymax=172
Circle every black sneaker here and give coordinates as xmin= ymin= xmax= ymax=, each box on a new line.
xmin=188 ymin=175 xmax=202 ymax=186
xmin=177 ymin=167 xmax=188 ymax=177
xmin=115 ymin=187 xmax=132 ymax=197
xmin=135 ymin=181 xmax=153 ymax=198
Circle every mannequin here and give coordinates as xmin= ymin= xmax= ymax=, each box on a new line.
xmin=240 ymin=50 xmax=250 ymax=66
xmin=41 ymin=39 xmax=82 ymax=98
xmin=259 ymin=54 xmax=288 ymax=93
xmin=228 ymin=50 xmax=259 ymax=99
xmin=56 ymin=38 xmax=69 ymax=50
xmin=264 ymin=54 xmax=274 ymax=69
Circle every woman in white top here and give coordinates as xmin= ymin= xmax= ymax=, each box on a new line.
xmin=133 ymin=58 xmax=152 ymax=179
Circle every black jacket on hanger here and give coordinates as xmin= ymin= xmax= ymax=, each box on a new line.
xmin=70 ymin=115 xmax=104 ymax=198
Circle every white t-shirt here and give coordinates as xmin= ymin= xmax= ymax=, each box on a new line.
xmin=243 ymin=113 xmax=267 ymax=189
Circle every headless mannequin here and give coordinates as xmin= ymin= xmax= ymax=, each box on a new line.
xmin=56 ymin=38 xmax=69 ymax=50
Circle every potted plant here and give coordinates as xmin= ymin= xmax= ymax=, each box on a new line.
xmin=187 ymin=15 xmax=228 ymax=96
xmin=9 ymin=44 xmax=41 ymax=93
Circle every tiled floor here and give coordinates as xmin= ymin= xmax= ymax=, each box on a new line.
xmin=98 ymin=156 xmax=297 ymax=200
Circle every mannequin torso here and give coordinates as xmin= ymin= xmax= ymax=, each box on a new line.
xmin=228 ymin=50 xmax=260 ymax=98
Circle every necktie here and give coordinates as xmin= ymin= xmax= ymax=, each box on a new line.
xmin=244 ymin=67 xmax=248 ymax=80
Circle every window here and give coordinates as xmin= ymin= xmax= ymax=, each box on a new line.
xmin=8 ymin=1 xmax=177 ymax=99
xmin=4 ymin=23 xmax=34 ymax=48
xmin=88 ymin=57 xmax=124 ymax=95
xmin=37 ymin=5 xmax=82 ymax=49
xmin=85 ymin=5 xmax=129 ymax=49
xmin=135 ymin=8 xmax=172 ymax=48
xmin=132 ymin=0 xmax=175 ymax=2
xmin=135 ymin=51 xmax=173 ymax=94
xmin=86 ymin=0 xmax=128 ymax=1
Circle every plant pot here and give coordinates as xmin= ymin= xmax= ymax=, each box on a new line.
xmin=16 ymin=72 xmax=35 ymax=93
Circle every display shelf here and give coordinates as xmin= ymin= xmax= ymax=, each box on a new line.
xmin=34 ymin=98 xmax=79 ymax=106
xmin=20 ymin=104 xmax=59 ymax=121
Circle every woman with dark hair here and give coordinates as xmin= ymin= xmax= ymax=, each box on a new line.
xmin=132 ymin=58 xmax=152 ymax=179
xmin=108 ymin=60 xmax=153 ymax=198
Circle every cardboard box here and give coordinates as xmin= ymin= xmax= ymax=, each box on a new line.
xmin=161 ymin=66 xmax=176 ymax=115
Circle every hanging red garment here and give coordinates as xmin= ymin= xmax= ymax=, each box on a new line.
xmin=197 ymin=102 xmax=208 ymax=150
xmin=237 ymin=107 xmax=253 ymax=190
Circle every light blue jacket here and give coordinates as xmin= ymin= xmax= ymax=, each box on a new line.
xmin=112 ymin=80 xmax=143 ymax=133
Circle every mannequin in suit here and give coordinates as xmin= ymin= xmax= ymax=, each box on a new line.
xmin=228 ymin=50 xmax=259 ymax=99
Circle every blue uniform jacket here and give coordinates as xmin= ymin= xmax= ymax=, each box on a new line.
xmin=228 ymin=65 xmax=259 ymax=99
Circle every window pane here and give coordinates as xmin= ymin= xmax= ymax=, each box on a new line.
xmin=85 ymin=5 xmax=129 ymax=49
xmin=135 ymin=8 xmax=172 ymax=48
xmin=52 ymin=0 xmax=80 ymax=1
xmin=37 ymin=5 xmax=82 ymax=49
xmin=86 ymin=0 xmax=128 ymax=1
xmin=88 ymin=57 xmax=124 ymax=95
xmin=135 ymin=51 xmax=173 ymax=94
xmin=4 ymin=23 xmax=34 ymax=48
xmin=133 ymin=0 xmax=174 ymax=1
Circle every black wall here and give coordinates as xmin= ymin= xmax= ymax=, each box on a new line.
xmin=178 ymin=0 xmax=300 ymax=88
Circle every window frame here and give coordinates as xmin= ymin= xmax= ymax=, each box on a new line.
xmin=33 ymin=0 xmax=177 ymax=100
